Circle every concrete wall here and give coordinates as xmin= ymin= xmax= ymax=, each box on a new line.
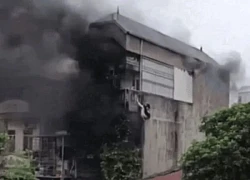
xmin=142 ymin=96 xmax=179 ymax=177
xmin=7 ymin=119 xmax=40 ymax=151
xmin=141 ymin=64 xmax=229 ymax=178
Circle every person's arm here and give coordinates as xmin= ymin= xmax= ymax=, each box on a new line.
xmin=136 ymin=95 xmax=143 ymax=108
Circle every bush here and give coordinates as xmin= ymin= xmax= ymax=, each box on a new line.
xmin=4 ymin=152 xmax=35 ymax=180
xmin=100 ymin=145 xmax=141 ymax=180
xmin=181 ymin=103 xmax=250 ymax=180
xmin=0 ymin=133 xmax=35 ymax=180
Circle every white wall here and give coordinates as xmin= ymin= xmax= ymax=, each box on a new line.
xmin=238 ymin=86 xmax=250 ymax=104
xmin=174 ymin=67 xmax=193 ymax=103
xmin=239 ymin=92 xmax=250 ymax=104
xmin=7 ymin=119 xmax=40 ymax=152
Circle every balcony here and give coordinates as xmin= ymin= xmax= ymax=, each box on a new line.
xmin=126 ymin=56 xmax=139 ymax=72
xmin=120 ymin=89 xmax=142 ymax=112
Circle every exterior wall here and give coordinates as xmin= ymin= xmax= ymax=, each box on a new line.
xmin=7 ymin=119 xmax=40 ymax=151
xmin=185 ymin=65 xmax=229 ymax=148
xmin=238 ymin=86 xmax=250 ymax=104
xmin=142 ymin=95 xmax=179 ymax=177
xmin=141 ymin=63 xmax=229 ymax=178
xmin=174 ymin=68 xmax=193 ymax=103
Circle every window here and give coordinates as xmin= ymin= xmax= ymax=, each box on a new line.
xmin=174 ymin=67 xmax=193 ymax=103
xmin=7 ymin=130 xmax=15 ymax=152
xmin=23 ymin=128 xmax=33 ymax=150
xmin=132 ymin=74 xmax=140 ymax=90
xmin=142 ymin=58 xmax=174 ymax=98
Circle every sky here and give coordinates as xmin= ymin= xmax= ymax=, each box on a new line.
xmin=68 ymin=0 xmax=250 ymax=84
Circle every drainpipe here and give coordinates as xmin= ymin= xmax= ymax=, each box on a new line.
xmin=139 ymin=39 xmax=145 ymax=178
xmin=139 ymin=40 xmax=143 ymax=92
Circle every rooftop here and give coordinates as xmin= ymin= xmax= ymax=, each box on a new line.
xmin=92 ymin=13 xmax=218 ymax=66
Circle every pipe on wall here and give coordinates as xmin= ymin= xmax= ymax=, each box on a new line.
xmin=139 ymin=39 xmax=144 ymax=92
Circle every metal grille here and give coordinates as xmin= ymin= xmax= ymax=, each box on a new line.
xmin=5 ymin=135 xmax=76 ymax=179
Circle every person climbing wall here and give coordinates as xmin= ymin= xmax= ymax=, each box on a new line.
xmin=136 ymin=95 xmax=151 ymax=120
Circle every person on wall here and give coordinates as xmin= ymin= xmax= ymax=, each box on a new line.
xmin=136 ymin=95 xmax=151 ymax=120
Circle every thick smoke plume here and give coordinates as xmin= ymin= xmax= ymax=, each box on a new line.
xmin=0 ymin=0 xmax=130 ymax=137
xmin=0 ymin=0 xmax=95 ymax=134
xmin=219 ymin=51 xmax=245 ymax=90
xmin=166 ymin=18 xmax=192 ymax=44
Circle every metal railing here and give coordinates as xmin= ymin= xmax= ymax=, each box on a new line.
xmin=120 ymin=89 xmax=143 ymax=112
xmin=4 ymin=135 xmax=76 ymax=179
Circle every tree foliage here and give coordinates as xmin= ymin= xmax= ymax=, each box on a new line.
xmin=101 ymin=146 xmax=141 ymax=180
xmin=0 ymin=133 xmax=35 ymax=180
xmin=100 ymin=117 xmax=141 ymax=180
xmin=182 ymin=103 xmax=250 ymax=180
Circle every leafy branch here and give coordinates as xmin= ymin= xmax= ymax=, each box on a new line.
xmin=182 ymin=103 xmax=250 ymax=180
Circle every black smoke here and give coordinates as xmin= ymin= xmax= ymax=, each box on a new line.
xmin=219 ymin=51 xmax=245 ymax=90
xmin=0 ymin=0 xmax=126 ymax=141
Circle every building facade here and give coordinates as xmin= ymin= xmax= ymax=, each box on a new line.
xmin=0 ymin=75 xmax=69 ymax=151
xmin=238 ymin=86 xmax=250 ymax=104
xmin=90 ymin=13 xmax=230 ymax=179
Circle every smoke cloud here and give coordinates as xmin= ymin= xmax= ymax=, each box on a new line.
xmin=0 ymin=0 xmax=139 ymax=135
xmin=219 ymin=51 xmax=245 ymax=89
xmin=0 ymin=0 xmax=95 ymax=134
xmin=165 ymin=18 xmax=192 ymax=44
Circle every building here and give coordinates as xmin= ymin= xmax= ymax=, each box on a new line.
xmin=238 ymin=86 xmax=250 ymax=104
xmin=0 ymin=74 xmax=74 ymax=178
xmin=89 ymin=12 xmax=230 ymax=179
xmin=0 ymin=75 xmax=69 ymax=150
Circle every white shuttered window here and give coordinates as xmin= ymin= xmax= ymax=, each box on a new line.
xmin=142 ymin=58 xmax=174 ymax=98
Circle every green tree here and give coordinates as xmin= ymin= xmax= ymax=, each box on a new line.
xmin=100 ymin=117 xmax=141 ymax=180
xmin=182 ymin=103 xmax=250 ymax=180
xmin=0 ymin=133 xmax=35 ymax=180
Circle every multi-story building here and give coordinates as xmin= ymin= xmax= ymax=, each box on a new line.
xmin=89 ymin=12 xmax=230 ymax=179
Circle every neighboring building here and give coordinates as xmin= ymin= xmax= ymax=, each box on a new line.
xmin=0 ymin=75 xmax=68 ymax=151
xmin=90 ymin=12 xmax=230 ymax=179
xmin=238 ymin=86 xmax=250 ymax=104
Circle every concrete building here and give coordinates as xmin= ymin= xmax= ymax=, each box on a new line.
xmin=90 ymin=12 xmax=230 ymax=179
xmin=238 ymin=86 xmax=250 ymax=104
xmin=0 ymin=75 xmax=69 ymax=151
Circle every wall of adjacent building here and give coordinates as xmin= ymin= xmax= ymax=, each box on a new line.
xmin=7 ymin=119 xmax=40 ymax=151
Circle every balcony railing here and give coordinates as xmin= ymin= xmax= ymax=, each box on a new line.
xmin=120 ymin=89 xmax=143 ymax=112
xmin=4 ymin=135 xmax=76 ymax=179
